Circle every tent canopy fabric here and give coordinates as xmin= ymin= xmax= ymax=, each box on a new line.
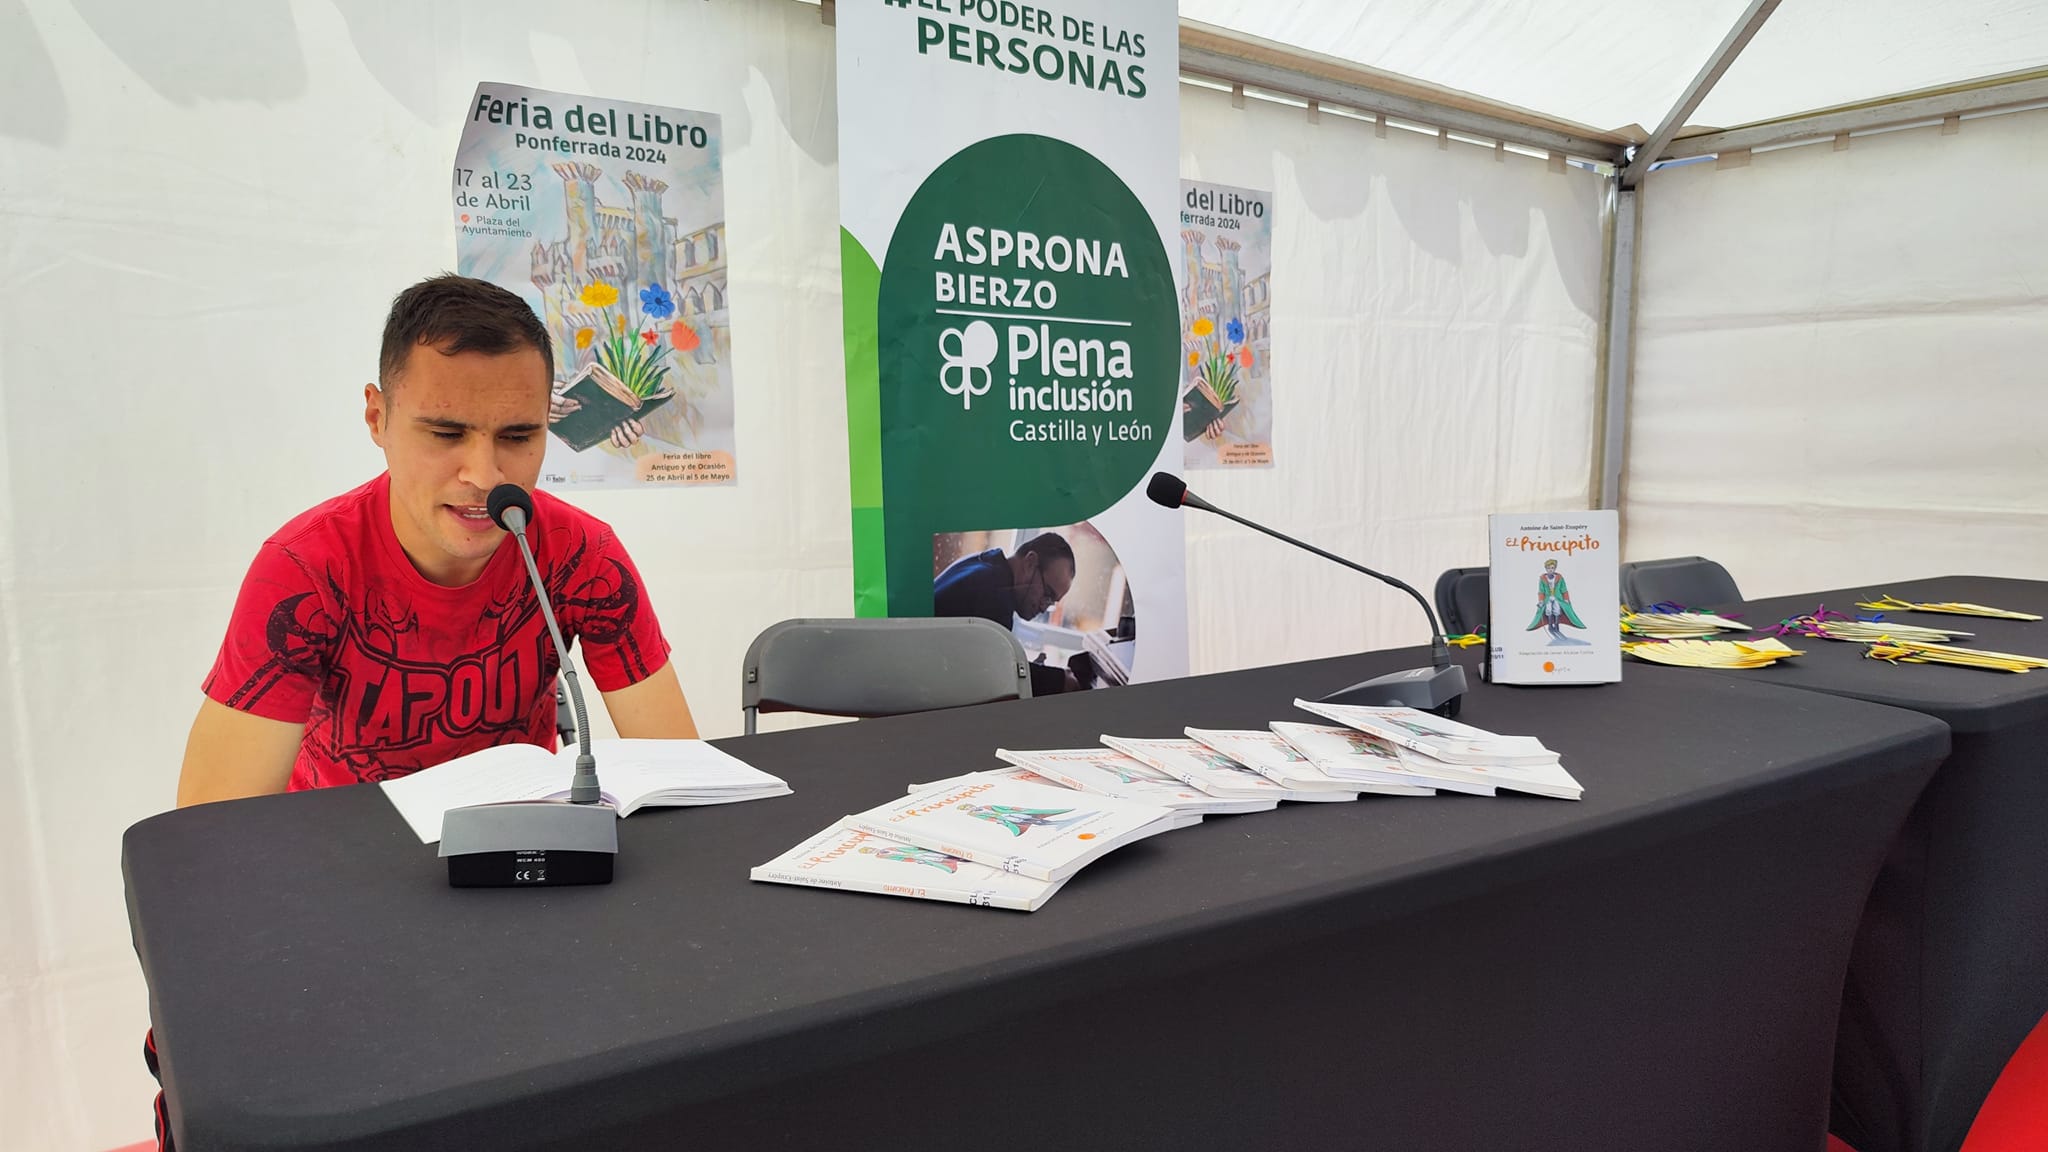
xmin=1180 ymin=0 xmax=2048 ymax=138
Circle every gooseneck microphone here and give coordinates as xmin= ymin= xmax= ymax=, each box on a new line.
xmin=1147 ymin=472 xmax=1468 ymax=716
xmin=487 ymin=483 xmax=599 ymax=805
xmin=436 ymin=485 xmax=617 ymax=888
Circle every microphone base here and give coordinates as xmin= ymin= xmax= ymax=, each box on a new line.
xmin=439 ymin=800 xmax=618 ymax=888
xmin=1321 ymin=664 xmax=1469 ymax=719
xmin=446 ymin=849 xmax=615 ymax=888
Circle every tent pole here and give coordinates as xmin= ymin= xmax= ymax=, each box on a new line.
xmin=1593 ymin=182 xmax=1639 ymax=513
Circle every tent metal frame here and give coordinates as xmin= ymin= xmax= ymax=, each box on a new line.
xmin=1622 ymin=0 xmax=1783 ymax=188
xmin=1177 ymin=21 xmax=1632 ymax=163
xmin=1666 ymin=69 xmax=2048 ymax=159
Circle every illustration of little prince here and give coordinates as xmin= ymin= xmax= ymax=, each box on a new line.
xmin=862 ymin=844 xmax=966 ymax=873
xmin=1527 ymin=558 xmax=1589 ymax=645
xmin=959 ymin=803 xmax=1089 ymax=837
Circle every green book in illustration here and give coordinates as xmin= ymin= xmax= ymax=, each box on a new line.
xmin=549 ymin=360 xmax=675 ymax=452
xmin=1181 ymin=384 xmax=1238 ymax=442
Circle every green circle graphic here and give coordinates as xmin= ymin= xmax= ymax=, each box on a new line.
xmin=878 ymin=133 xmax=1176 ymax=552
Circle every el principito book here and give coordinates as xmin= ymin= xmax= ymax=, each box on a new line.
xmin=752 ymin=822 xmax=1067 ymax=911
xmin=1487 ymin=510 xmax=1621 ymax=685
xmin=843 ymin=774 xmax=1177 ymax=883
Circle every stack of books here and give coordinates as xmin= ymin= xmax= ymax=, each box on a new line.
xmin=752 ymin=704 xmax=1580 ymax=912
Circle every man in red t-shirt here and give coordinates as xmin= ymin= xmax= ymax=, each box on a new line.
xmin=178 ymin=274 xmax=697 ymax=804
xmin=148 ymin=277 xmax=696 ymax=1146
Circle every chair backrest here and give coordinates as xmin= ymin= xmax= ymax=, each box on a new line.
xmin=1619 ymin=556 xmax=1743 ymax=610
xmin=741 ymin=617 xmax=1031 ymax=734
xmin=1434 ymin=567 xmax=1491 ymax=638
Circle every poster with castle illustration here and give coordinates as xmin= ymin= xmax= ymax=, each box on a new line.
xmin=1179 ymin=179 xmax=1272 ymax=469
xmin=454 ymin=83 xmax=735 ymax=489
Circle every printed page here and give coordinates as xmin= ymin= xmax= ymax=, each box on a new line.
xmin=380 ymin=743 xmax=573 ymax=843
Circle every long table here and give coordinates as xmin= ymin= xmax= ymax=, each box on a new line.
xmin=1696 ymin=575 xmax=2048 ymax=1152
xmin=125 ymin=647 xmax=1947 ymax=1152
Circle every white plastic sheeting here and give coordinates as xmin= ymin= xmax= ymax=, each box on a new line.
xmin=1179 ymin=85 xmax=1605 ymax=674
xmin=1 ymin=3 xmax=1606 ymax=1148
xmin=1627 ymin=108 xmax=2048 ymax=596
xmin=1181 ymin=0 xmax=2048 ymax=135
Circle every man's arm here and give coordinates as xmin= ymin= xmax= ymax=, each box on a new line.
xmin=176 ymin=698 xmax=306 ymax=807
xmin=596 ymin=660 xmax=699 ymax=739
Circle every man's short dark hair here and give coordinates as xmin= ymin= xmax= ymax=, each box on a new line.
xmin=379 ymin=274 xmax=552 ymax=387
xmin=1016 ymin=532 xmax=1075 ymax=569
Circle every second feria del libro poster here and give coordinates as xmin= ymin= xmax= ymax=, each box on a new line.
xmin=454 ymin=82 xmax=736 ymax=490
xmin=1179 ymin=179 xmax=1273 ymax=469
xmin=837 ymin=0 xmax=1187 ymax=695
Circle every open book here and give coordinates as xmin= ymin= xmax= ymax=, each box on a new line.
xmin=845 ymin=773 xmax=1177 ymax=883
xmin=752 ymin=822 xmax=1067 ymax=911
xmin=381 ymin=739 xmax=791 ymax=843
xmin=550 ymin=360 xmax=676 ymax=452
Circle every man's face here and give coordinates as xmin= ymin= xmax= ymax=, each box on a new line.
xmin=1016 ymin=554 xmax=1076 ymax=620
xmin=365 ymin=343 xmax=550 ymax=585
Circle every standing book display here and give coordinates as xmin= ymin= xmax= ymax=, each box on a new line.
xmin=1487 ymin=511 xmax=1621 ymax=684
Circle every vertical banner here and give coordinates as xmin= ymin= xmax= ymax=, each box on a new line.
xmin=837 ymin=0 xmax=1186 ymax=692
xmin=1179 ymin=180 xmax=1273 ymax=469
xmin=454 ymin=83 xmax=736 ymax=490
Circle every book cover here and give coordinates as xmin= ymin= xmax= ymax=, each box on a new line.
xmin=1181 ymin=383 xmax=1240 ymax=442
xmin=1291 ymin=701 xmax=1582 ymax=799
xmin=751 ymin=822 xmax=1065 ymax=911
xmin=1262 ymin=722 xmax=1478 ymax=796
xmin=1185 ymin=726 xmax=1428 ymax=797
xmin=908 ymin=764 xmax=1063 ymax=793
xmin=995 ymin=747 xmax=1259 ymax=815
xmin=549 ymin=360 xmax=676 ymax=453
xmin=1099 ymin=735 xmax=1294 ymax=803
xmin=1488 ymin=510 xmax=1621 ymax=684
xmin=1294 ymin=700 xmax=1554 ymax=763
xmin=845 ymin=775 xmax=1177 ymax=882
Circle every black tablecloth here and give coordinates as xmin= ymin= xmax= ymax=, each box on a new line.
xmin=126 ymin=647 xmax=1947 ymax=1152
xmin=1697 ymin=576 xmax=2048 ymax=1152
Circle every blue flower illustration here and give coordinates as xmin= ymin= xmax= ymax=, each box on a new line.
xmin=639 ymin=282 xmax=676 ymax=320
xmin=1225 ymin=317 xmax=1245 ymax=344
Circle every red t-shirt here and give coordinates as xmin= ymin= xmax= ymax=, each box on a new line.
xmin=203 ymin=473 xmax=671 ymax=791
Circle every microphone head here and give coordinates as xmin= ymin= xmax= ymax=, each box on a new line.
xmin=1146 ymin=472 xmax=1188 ymax=509
xmin=486 ymin=484 xmax=534 ymax=532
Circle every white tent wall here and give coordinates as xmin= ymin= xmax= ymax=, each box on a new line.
xmin=1178 ymin=84 xmax=1606 ymax=673
xmin=0 ymin=2 xmax=1604 ymax=1147
xmin=1625 ymin=107 xmax=2048 ymax=597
